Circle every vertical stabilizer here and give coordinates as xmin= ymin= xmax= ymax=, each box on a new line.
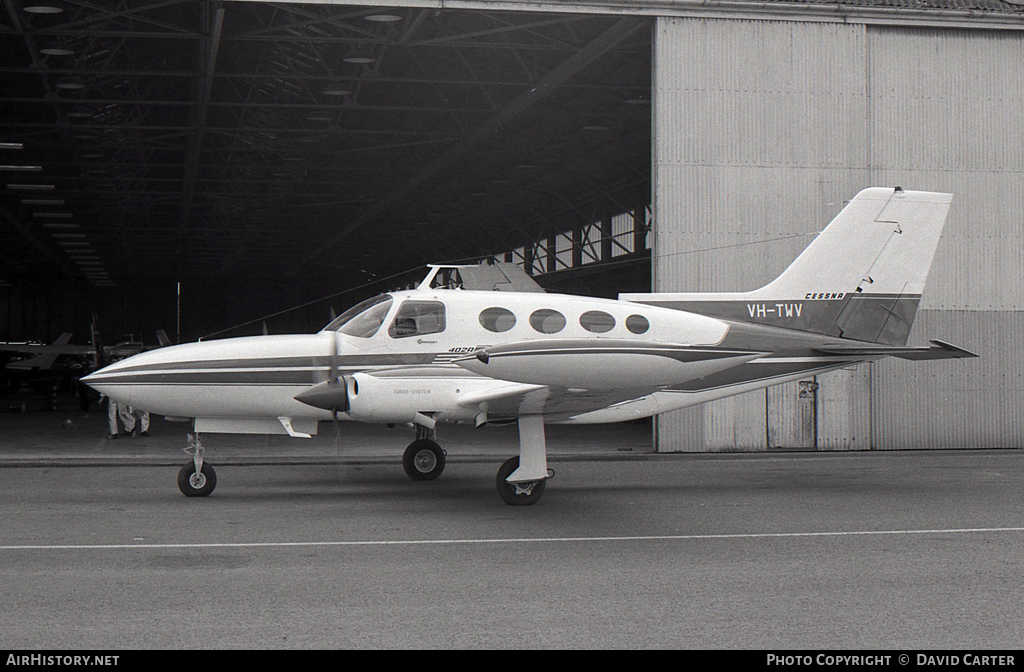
xmin=621 ymin=187 xmax=953 ymax=345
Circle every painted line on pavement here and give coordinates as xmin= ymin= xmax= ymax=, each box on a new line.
xmin=3 ymin=526 xmax=1024 ymax=551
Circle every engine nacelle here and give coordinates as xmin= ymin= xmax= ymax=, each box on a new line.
xmin=345 ymin=372 xmax=478 ymax=424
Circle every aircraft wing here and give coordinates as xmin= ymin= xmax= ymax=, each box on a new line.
xmin=454 ymin=380 xmax=650 ymax=422
xmin=0 ymin=334 xmax=93 ymax=357
xmin=455 ymin=338 xmax=766 ymax=389
xmin=814 ymin=339 xmax=978 ymax=360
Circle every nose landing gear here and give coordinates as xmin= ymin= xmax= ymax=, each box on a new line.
xmin=178 ymin=433 xmax=217 ymax=497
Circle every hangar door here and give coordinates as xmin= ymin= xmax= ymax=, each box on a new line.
xmin=650 ymin=16 xmax=1024 ymax=452
xmin=766 ymin=368 xmax=871 ymax=451
xmin=650 ymin=17 xmax=873 ymax=452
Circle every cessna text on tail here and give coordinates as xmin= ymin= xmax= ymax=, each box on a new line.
xmin=83 ymin=187 xmax=976 ymax=505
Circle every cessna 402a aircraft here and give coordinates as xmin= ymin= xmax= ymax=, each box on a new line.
xmin=84 ymin=187 xmax=975 ymax=505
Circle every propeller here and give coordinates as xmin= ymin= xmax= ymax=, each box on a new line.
xmin=328 ymin=330 xmax=347 ymax=423
xmin=293 ymin=331 xmax=351 ymax=417
xmin=327 ymin=329 xmax=346 ymax=475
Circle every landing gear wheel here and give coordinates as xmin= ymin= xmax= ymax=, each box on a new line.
xmin=403 ymin=439 xmax=446 ymax=481
xmin=177 ymin=462 xmax=217 ymax=497
xmin=495 ymin=456 xmax=546 ymax=506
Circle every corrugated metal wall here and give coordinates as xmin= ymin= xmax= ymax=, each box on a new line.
xmin=868 ymin=27 xmax=1024 ymax=449
xmin=653 ymin=17 xmax=1024 ymax=451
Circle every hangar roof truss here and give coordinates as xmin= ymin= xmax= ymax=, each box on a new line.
xmin=0 ymin=0 xmax=653 ymax=288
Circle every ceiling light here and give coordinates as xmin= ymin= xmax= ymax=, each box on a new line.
xmin=55 ymin=77 xmax=85 ymax=90
xmin=40 ymin=45 xmax=74 ymax=56
xmin=0 ymin=165 xmax=42 ymax=171
xmin=23 ymin=5 xmax=63 ymax=14
xmin=21 ymin=198 xmax=63 ymax=205
xmin=364 ymin=13 xmax=402 ymax=22
xmin=52 ymin=233 xmax=85 ymax=238
xmin=67 ymin=105 xmax=94 ymax=118
xmin=32 ymin=212 xmax=72 ymax=218
xmin=343 ymin=50 xmax=375 ymax=64
xmin=0 ymin=142 xmax=25 ymax=150
xmin=42 ymin=223 xmax=78 ymax=229
xmin=56 ymin=241 xmax=88 ymax=246
xmin=322 ymin=85 xmax=352 ymax=96
xmin=7 ymin=183 xmax=54 ymax=190
xmin=306 ymin=111 xmax=332 ymax=121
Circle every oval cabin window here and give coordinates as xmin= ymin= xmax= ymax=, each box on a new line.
xmin=479 ymin=307 xmax=517 ymax=333
xmin=625 ymin=314 xmax=650 ymax=334
xmin=529 ymin=309 xmax=566 ymax=334
xmin=579 ymin=310 xmax=615 ymax=333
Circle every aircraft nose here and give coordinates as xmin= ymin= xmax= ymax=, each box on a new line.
xmin=81 ymin=362 xmax=128 ymax=404
xmin=81 ymin=348 xmax=159 ymax=402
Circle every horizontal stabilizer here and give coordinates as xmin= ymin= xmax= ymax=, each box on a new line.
xmin=814 ymin=339 xmax=978 ymax=361
xmin=5 ymin=332 xmax=73 ymax=370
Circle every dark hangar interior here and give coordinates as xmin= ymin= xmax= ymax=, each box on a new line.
xmin=1 ymin=1 xmax=653 ymax=344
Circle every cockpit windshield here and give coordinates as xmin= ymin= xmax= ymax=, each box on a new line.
xmin=321 ymin=294 xmax=393 ymax=338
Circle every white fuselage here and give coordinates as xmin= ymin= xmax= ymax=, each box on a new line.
xmin=84 ymin=289 xmax=749 ymax=433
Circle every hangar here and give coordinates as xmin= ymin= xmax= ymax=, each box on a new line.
xmin=2 ymin=0 xmax=1022 ymax=452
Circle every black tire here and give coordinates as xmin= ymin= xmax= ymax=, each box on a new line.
xmin=177 ymin=462 xmax=217 ymax=497
xmin=495 ymin=456 xmax=545 ymax=506
xmin=402 ymin=439 xmax=445 ymax=481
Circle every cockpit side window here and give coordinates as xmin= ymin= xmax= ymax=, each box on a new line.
xmin=388 ymin=301 xmax=447 ymax=339
xmin=323 ymin=294 xmax=393 ymax=338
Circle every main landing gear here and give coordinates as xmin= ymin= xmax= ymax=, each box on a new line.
xmin=179 ymin=433 xmax=217 ymax=497
xmin=403 ymin=423 xmax=446 ymax=481
xmin=494 ymin=415 xmax=553 ymax=506
xmin=403 ymin=415 xmax=553 ymax=505
xmin=173 ymin=417 xmax=554 ymax=505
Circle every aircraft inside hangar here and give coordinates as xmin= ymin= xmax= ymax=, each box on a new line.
xmin=2 ymin=0 xmax=1022 ymax=463
xmin=3 ymin=0 xmax=1023 ymax=652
